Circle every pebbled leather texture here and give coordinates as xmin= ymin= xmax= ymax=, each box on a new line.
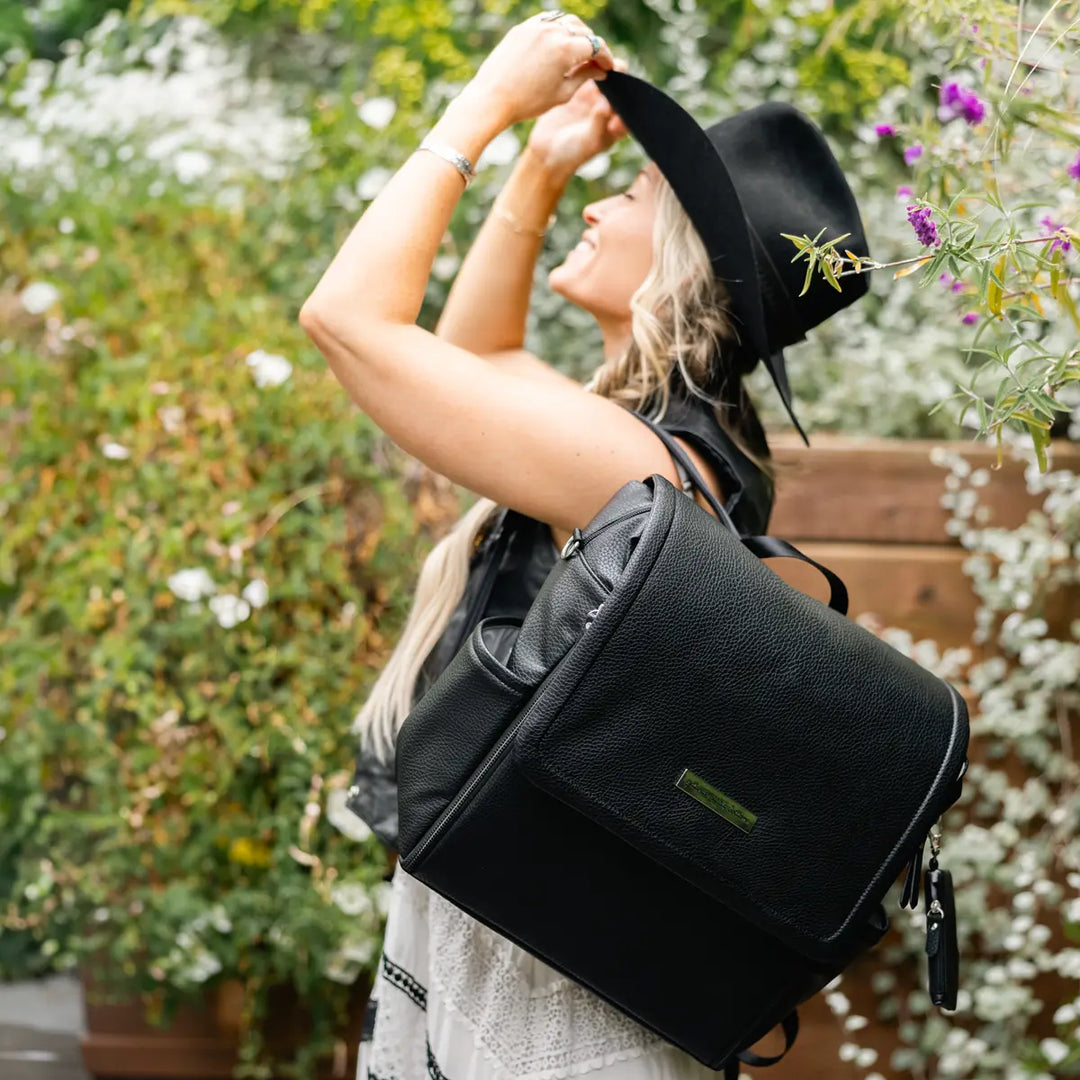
xmin=395 ymin=457 xmax=969 ymax=1066
xmin=345 ymin=396 xmax=770 ymax=850
xmin=396 ymin=615 xmax=540 ymax=856
xmin=510 ymin=476 xmax=969 ymax=963
xmin=402 ymin=728 xmax=887 ymax=1068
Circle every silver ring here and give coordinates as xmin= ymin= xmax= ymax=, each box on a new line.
xmin=587 ymin=33 xmax=602 ymax=57
xmin=539 ymin=9 xmax=569 ymax=20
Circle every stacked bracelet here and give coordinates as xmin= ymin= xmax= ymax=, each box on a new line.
xmin=416 ymin=134 xmax=557 ymax=237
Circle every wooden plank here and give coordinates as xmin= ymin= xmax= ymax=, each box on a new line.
xmin=766 ymin=434 xmax=1080 ymax=545
xmin=766 ymin=542 xmax=978 ymax=648
xmin=766 ymin=540 xmax=1079 ymax=652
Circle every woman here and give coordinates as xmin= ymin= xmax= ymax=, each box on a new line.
xmin=300 ymin=11 xmax=870 ymax=1077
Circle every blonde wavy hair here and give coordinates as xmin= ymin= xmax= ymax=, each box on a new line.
xmin=355 ymin=169 xmax=781 ymax=762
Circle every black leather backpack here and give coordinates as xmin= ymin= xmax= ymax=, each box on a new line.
xmin=391 ymin=409 xmax=967 ymax=1074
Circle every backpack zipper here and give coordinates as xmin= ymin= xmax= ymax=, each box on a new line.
xmin=404 ymin=643 xmax=579 ymax=868
xmin=559 ymin=507 xmax=646 ymax=560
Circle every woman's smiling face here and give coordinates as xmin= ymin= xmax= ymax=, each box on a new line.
xmin=548 ymin=161 xmax=660 ymax=337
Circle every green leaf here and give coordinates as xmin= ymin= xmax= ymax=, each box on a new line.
xmin=820 ymin=258 xmax=843 ymax=292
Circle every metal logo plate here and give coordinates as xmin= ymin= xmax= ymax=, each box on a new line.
xmin=675 ymin=768 xmax=757 ymax=833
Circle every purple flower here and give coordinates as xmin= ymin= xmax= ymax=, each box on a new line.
xmin=1040 ymin=215 xmax=1072 ymax=253
xmin=875 ymin=123 xmax=897 ymax=138
xmin=939 ymin=272 xmax=965 ymax=292
xmin=1068 ymin=151 xmax=1080 ymax=181
xmin=904 ymin=144 xmax=923 ymax=165
xmin=938 ymin=81 xmax=985 ymax=126
xmin=896 ymin=184 xmax=913 ymax=199
xmin=906 ymin=204 xmax=941 ymax=248
xmin=961 ymin=312 xmax=979 ymax=325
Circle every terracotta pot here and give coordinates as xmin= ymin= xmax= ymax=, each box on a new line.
xmin=79 ymin=970 xmax=370 ymax=1080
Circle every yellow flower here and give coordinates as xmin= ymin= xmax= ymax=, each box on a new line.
xmin=227 ymin=837 xmax=273 ymax=867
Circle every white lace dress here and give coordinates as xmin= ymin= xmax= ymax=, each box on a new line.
xmin=355 ymin=859 xmax=724 ymax=1080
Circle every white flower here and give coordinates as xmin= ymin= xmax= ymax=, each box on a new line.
xmin=1053 ymin=1003 xmax=1076 ymax=1024
xmin=357 ymin=96 xmax=396 ymax=129
xmin=973 ymin=983 xmax=1033 ymax=1022
xmin=173 ymin=149 xmax=213 ymax=183
xmin=1040 ymin=1038 xmax=1069 ymax=1066
xmin=209 ymin=905 xmax=232 ymax=934
xmin=180 ymin=949 xmax=222 ymax=984
xmin=372 ymin=881 xmax=393 ymax=917
xmin=330 ymin=882 xmax=373 ymax=918
xmin=356 ymin=166 xmax=393 ymax=201
xmin=342 ymin=936 xmax=376 ymax=965
xmin=208 ymin=593 xmax=251 ymax=628
xmin=1054 ymin=948 xmax=1080 ymax=979
xmin=323 ymin=953 xmax=362 ymax=985
xmin=241 ymin=578 xmax=269 ymax=609
xmin=432 ymin=253 xmax=460 ymax=281
xmin=326 ymin=788 xmax=373 ymax=843
xmin=477 ymin=129 xmax=520 ymax=168
xmin=322 ymin=933 xmax=376 ymax=984
xmin=245 ymin=348 xmax=292 ymax=387
xmin=101 ymin=441 xmax=131 ymax=460
xmin=157 ymin=405 xmax=185 ymax=433
xmin=167 ymin=567 xmax=217 ymax=602
xmin=59 ymin=217 xmax=75 ymax=234
xmin=575 ymin=152 xmax=611 ymax=182
xmin=825 ymin=991 xmax=851 ymax=1015
xmin=20 ymin=281 xmax=60 ymax=314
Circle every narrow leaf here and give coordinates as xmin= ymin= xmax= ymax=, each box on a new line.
xmin=893 ymin=256 xmax=934 ymax=280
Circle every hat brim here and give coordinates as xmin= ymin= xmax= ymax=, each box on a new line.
xmin=596 ymin=70 xmax=771 ymax=363
xmin=596 ymin=70 xmax=809 ymax=447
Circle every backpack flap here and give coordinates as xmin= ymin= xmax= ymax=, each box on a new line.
xmin=511 ymin=474 xmax=970 ymax=967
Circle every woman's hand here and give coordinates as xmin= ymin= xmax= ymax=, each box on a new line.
xmin=526 ymin=56 xmax=630 ymax=178
xmin=464 ymin=12 xmax=617 ymax=130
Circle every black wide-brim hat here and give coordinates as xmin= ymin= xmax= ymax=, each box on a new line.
xmin=596 ymin=70 xmax=871 ymax=447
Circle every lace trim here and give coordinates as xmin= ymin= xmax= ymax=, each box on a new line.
xmin=361 ymin=863 xmax=717 ymax=1080
xmin=421 ymin=872 xmax=668 ymax=1077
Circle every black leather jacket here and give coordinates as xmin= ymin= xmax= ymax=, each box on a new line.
xmin=344 ymin=392 xmax=775 ymax=851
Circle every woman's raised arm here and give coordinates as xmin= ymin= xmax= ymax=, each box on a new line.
xmin=434 ymin=144 xmax=571 ymax=357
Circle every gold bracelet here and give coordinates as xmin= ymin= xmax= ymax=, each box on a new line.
xmin=492 ymin=199 xmax=557 ymax=238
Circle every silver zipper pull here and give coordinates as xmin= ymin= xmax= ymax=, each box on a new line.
xmin=584 ymin=602 xmax=604 ymax=631
xmin=560 ymin=527 xmax=584 ymax=560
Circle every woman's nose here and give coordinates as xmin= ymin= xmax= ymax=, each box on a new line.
xmin=582 ymin=201 xmax=606 ymax=226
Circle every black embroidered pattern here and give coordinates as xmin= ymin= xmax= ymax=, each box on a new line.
xmin=381 ymin=952 xmax=427 ymax=1010
xmin=426 ymin=1038 xmax=449 ymax=1080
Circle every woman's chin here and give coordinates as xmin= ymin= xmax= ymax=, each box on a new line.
xmin=548 ymin=263 xmax=584 ymax=302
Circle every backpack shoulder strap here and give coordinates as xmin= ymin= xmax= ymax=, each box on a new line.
xmin=627 ymin=410 xmax=849 ymax=616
